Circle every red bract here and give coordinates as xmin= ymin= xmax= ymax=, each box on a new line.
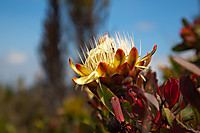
xmin=163 ymin=77 xmax=180 ymax=109
xmin=180 ymin=75 xmax=200 ymax=112
xmin=110 ymin=97 xmax=125 ymax=123
xmin=126 ymin=85 xmax=148 ymax=120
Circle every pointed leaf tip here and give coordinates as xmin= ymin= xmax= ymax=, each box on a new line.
xmin=140 ymin=44 xmax=157 ymax=62
xmin=117 ymin=62 xmax=130 ymax=76
xmin=97 ymin=85 xmax=117 ymax=115
xmin=127 ymin=47 xmax=138 ymax=70
xmin=114 ymin=48 xmax=126 ymax=68
xmin=76 ymin=64 xmax=93 ymax=76
xmin=72 ymin=76 xmax=95 ymax=85
xmin=69 ymin=58 xmax=84 ymax=76
xmin=96 ymin=62 xmax=115 ymax=77
xmin=110 ymin=97 xmax=125 ymax=123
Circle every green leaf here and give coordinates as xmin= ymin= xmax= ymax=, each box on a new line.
xmin=121 ymin=99 xmax=132 ymax=121
xmin=177 ymin=104 xmax=193 ymax=122
xmin=121 ymin=100 xmax=132 ymax=113
xmin=194 ymin=25 xmax=200 ymax=36
xmin=172 ymin=44 xmax=192 ymax=52
xmin=182 ymin=18 xmax=190 ymax=27
xmin=164 ymin=108 xmax=175 ymax=126
xmin=169 ymin=56 xmax=181 ymax=74
xmin=164 ymin=108 xmax=187 ymax=127
xmin=97 ymin=85 xmax=117 ymax=115
xmin=79 ymin=123 xmax=94 ymax=133
xmin=164 ymin=108 xmax=194 ymax=132
xmin=192 ymin=106 xmax=200 ymax=130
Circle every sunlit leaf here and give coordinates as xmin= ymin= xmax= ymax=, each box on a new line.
xmin=164 ymin=108 xmax=196 ymax=132
xmin=121 ymin=99 xmax=132 ymax=121
xmin=114 ymin=48 xmax=126 ymax=68
xmin=176 ymin=104 xmax=193 ymax=122
xmin=69 ymin=58 xmax=85 ymax=76
xmin=144 ymin=93 xmax=159 ymax=111
xmin=96 ymin=62 xmax=115 ymax=77
xmin=164 ymin=108 xmax=175 ymax=126
xmin=97 ymin=85 xmax=117 ymax=115
xmin=116 ymin=62 xmax=130 ymax=76
xmin=192 ymin=106 xmax=200 ymax=130
xmin=173 ymin=56 xmax=200 ymax=76
xmin=127 ymin=47 xmax=138 ymax=70
xmin=76 ymin=63 xmax=93 ymax=76
xmin=121 ymin=99 xmax=132 ymax=114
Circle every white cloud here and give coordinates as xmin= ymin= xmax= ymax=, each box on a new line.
xmin=5 ymin=51 xmax=28 ymax=65
xmin=135 ymin=21 xmax=155 ymax=31
xmin=149 ymin=55 xmax=170 ymax=85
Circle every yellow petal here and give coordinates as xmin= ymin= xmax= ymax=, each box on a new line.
xmin=76 ymin=64 xmax=93 ymax=76
xmin=144 ymin=56 xmax=151 ymax=66
xmin=139 ymin=44 xmax=157 ymax=62
xmin=114 ymin=48 xmax=126 ymax=68
xmin=72 ymin=75 xmax=96 ymax=85
xmin=96 ymin=62 xmax=115 ymax=77
xmin=69 ymin=58 xmax=84 ymax=76
xmin=136 ymin=61 xmax=144 ymax=71
xmin=127 ymin=47 xmax=138 ymax=70
xmin=117 ymin=62 xmax=130 ymax=76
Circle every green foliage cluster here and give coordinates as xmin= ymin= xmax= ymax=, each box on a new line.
xmin=161 ymin=17 xmax=200 ymax=80
xmin=0 ymin=84 xmax=97 ymax=133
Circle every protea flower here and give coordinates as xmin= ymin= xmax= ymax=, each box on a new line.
xmin=69 ymin=33 xmax=157 ymax=91
xmin=163 ymin=77 xmax=180 ymax=109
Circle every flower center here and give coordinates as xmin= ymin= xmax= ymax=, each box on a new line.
xmin=84 ymin=35 xmax=116 ymax=70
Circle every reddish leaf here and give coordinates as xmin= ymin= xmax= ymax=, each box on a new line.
xmin=144 ymin=93 xmax=159 ymax=111
xmin=110 ymin=97 xmax=124 ymax=123
xmin=96 ymin=62 xmax=115 ymax=77
xmin=114 ymin=48 xmax=126 ymax=68
xmin=180 ymin=75 xmax=200 ymax=112
xmin=126 ymin=85 xmax=148 ymax=119
xmin=116 ymin=62 xmax=130 ymax=76
xmin=163 ymin=77 xmax=180 ymax=109
xmin=127 ymin=47 xmax=138 ymax=70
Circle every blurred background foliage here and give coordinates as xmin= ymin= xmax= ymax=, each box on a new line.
xmin=0 ymin=0 xmax=199 ymax=132
xmin=160 ymin=17 xmax=200 ymax=80
xmin=0 ymin=0 xmax=110 ymax=132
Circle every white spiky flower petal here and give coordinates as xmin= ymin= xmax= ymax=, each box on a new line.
xmin=82 ymin=33 xmax=135 ymax=71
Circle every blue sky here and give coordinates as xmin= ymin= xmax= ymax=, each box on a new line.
xmin=0 ymin=0 xmax=199 ymax=86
